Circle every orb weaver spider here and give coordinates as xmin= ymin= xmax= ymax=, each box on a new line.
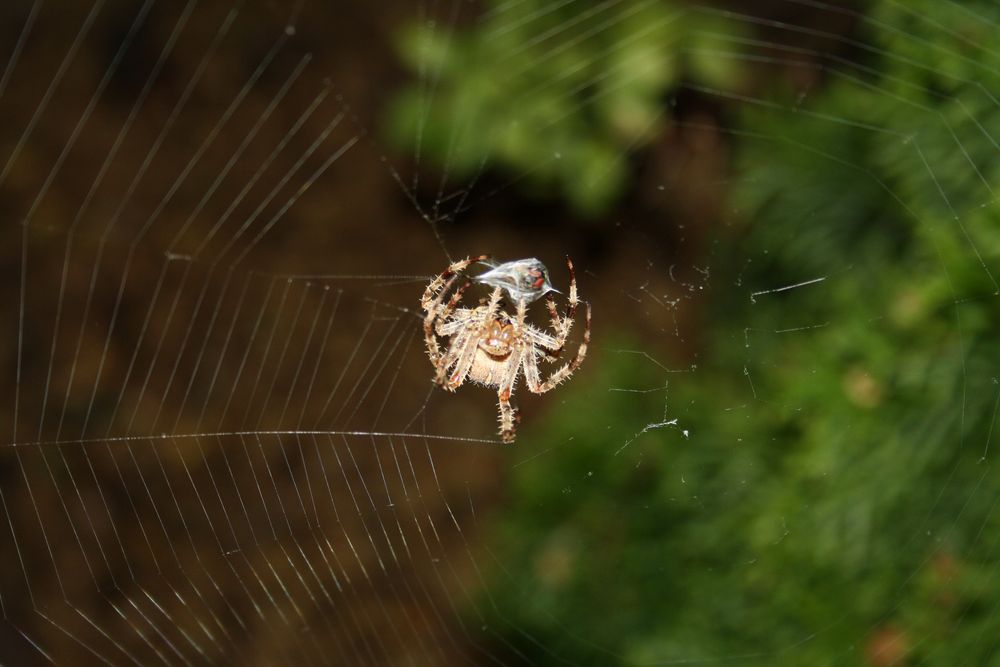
xmin=421 ymin=256 xmax=590 ymax=443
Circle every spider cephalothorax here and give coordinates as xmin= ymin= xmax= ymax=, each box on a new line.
xmin=421 ymin=255 xmax=591 ymax=443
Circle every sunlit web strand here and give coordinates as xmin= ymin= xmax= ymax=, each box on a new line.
xmin=0 ymin=430 xmax=503 ymax=450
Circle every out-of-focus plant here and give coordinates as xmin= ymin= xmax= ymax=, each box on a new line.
xmin=471 ymin=1 xmax=1000 ymax=664
xmin=386 ymin=1 xmax=744 ymax=215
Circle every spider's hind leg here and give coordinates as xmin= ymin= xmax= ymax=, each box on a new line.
xmin=497 ymin=348 xmax=525 ymax=443
xmin=422 ymin=256 xmax=489 ymax=367
xmin=499 ymin=398 xmax=519 ymax=444
xmin=424 ymin=279 xmax=472 ymax=365
xmin=438 ymin=331 xmax=478 ymax=390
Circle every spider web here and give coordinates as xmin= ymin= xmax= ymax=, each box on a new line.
xmin=0 ymin=0 xmax=998 ymax=664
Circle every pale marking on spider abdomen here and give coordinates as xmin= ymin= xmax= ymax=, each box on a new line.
xmin=467 ymin=347 xmax=514 ymax=388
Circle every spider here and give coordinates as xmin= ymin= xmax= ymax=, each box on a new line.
xmin=421 ymin=255 xmax=591 ymax=443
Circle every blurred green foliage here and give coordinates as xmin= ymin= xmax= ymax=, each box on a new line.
xmin=386 ymin=1 xmax=744 ymax=215
xmin=472 ymin=1 xmax=1000 ymax=664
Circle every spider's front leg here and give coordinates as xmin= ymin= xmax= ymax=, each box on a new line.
xmin=545 ymin=256 xmax=579 ymax=346
xmin=435 ymin=285 xmax=474 ymax=338
xmin=421 ymin=254 xmax=490 ymax=310
xmin=541 ymin=298 xmax=565 ymax=361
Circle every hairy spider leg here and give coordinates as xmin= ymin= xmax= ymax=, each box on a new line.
xmin=422 ymin=272 xmax=461 ymax=363
xmin=434 ymin=329 xmax=471 ymax=388
xmin=436 ymin=310 xmax=475 ymax=337
xmin=439 ymin=331 xmax=479 ymax=390
xmin=420 ymin=254 xmax=490 ymax=307
xmin=422 ymin=254 xmax=489 ymax=366
xmin=432 ymin=286 xmax=489 ymax=385
xmin=497 ymin=346 xmax=525 ymax=443
xmin=523 ymin=323 xmax=561 ymax=349
xmin=521 ymin=257 xmax=579 ymax=363
xmin=522 ymin=345 xmax=543 ymax=390
xmin=524 ymin=301 xmax=591 ymax=394
xmin=435 ymin=282 xmax=473 ymax=336
xmin=423 ymin=278 xmax=471 ymax=365
xmin=494 ymin=298 xmax=531 ymax=441
xmin=441 ymin=286 xmax=504 ymax=389
xmin=509 ymin=292 xmax=529 ymax=334
xmin=529 ymin=256 xmax=579 ymax=364
xmin=549 ymin=256 xmax=580 ymax=346
xmin=539 ymin=298 xmax=568 ymax=360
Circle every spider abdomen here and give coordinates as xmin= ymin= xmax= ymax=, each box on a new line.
xmin=467 ymin=348 xmax=512 ymax=387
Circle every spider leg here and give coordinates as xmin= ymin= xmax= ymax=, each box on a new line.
xmin=521 ymin=256 xmax=579 ymax=359
xmin=522 ymin=324 xmax=561 ymax=349
xmin=439 ymin=330 xmax=480 ymax=390
xmin=513 ymin=296 xmax=528 ymax=330
xmin=437 ymin=285 xmax=504 ymax=390
xmin=495 ymin=299 xmax=528 ymax=442
xmin=422 ymin=255 xmax=486 ymax=362
xmin=550 ymin=256 xmax=579 ymax=342
xmin=545 ymin=297 xmax=561 ymax=326
xmin=436 ymin=309 xmax=475 ymax=337
xmin=422 ymin=270 xmax=467 ymax=324
xmin=498 ymin=399 xmax=518 ymax=443
xmin=421 ymin=254 xmax=490 ymax=311
xmin=423 ymin=277 xmax=458 ymax=363
xmin=526 ymin=301 xmax=591 ymax=394
xmin=432 ymin=329 xmax=469 ymax=385
xmin=424 ymin=279 xmax=471 ymax=364
xmin=523 ymin=347 xmax=543 ymax=391
xmin=437 ymin=282 xmax=472 ymax=332
xmin=483 ymin=285 xmax=504 ymax=319
xmin=538 ymin=298 xmax=565 ymax=362
xmin=497 ymin=347 xmax=525 ymax=443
